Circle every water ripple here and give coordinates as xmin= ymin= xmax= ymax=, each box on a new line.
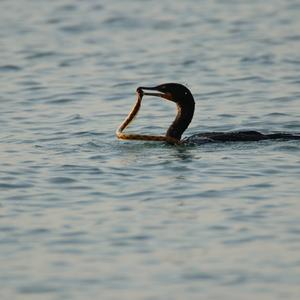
xmin=25 ymin=51 xmax=58 ymax=60
xmin=48 ymin=177 xmax=77 ymax=184
xmin=0 ymin=65 xmax=22 ymax=72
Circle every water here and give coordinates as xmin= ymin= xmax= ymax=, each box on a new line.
xmin=1 ymin=0 xmax=300 ymax=299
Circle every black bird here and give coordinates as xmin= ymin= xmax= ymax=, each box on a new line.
xmin=135 ymin=83 xmax=300 ymax=144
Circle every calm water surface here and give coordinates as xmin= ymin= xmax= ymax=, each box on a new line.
xmin=1 ymin=0 xmax=300 ymax=299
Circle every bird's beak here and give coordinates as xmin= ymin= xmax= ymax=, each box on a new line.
xmin=137 ymin=86 xmax=173 ymax=101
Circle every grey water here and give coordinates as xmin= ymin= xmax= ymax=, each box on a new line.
xmin=1 ymin=0 xmax=300 ymax=299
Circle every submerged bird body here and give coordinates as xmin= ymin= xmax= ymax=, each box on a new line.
xmin=116 ymin=83 xmax=300 ymax=144
xmin=184 ymin=131 xmax=300 ymax=144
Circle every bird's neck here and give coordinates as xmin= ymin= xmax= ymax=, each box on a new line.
xmin=166 ymin=101 xmax=194 ymax=141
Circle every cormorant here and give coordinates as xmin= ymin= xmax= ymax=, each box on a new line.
xmin=116 ymin=83 xmax=300 ymax=144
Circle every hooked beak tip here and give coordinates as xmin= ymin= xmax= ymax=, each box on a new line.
xmin=136 ymin=86 xmax=173 ymax=101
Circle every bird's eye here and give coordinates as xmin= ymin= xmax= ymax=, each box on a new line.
xmin=184 ymin=91 xmax=188 ymax=95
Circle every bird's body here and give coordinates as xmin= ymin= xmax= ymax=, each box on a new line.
xmin=116 ymin=83 xmax=300 ymax=144
xmin=184 ymin=131 xmax=300 ymax=144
